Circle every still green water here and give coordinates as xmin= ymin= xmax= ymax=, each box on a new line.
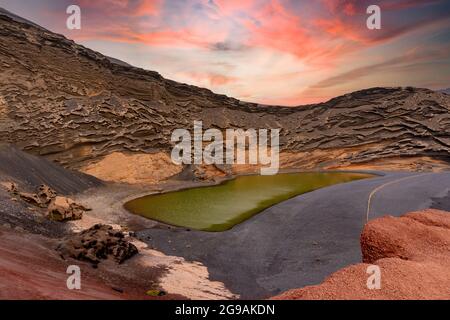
xmin=125 ymin=172 xmax=373 ymax=232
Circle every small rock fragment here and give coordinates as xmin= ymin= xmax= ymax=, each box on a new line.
xmin=19 ymin=192 xmax=43 ymax=207
xmin=36 ymin=184 xmax=57 ymax=205
xmin=47 ymin=196 xmax=86 ymax=221
xmin=1 ymin=182 xmax=18 ymax=194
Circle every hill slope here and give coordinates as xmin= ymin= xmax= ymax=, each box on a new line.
xmin=0 ymin=144 xmax=101 ymax=194
xmin=0 ymin=11 xmax=449 ymax=170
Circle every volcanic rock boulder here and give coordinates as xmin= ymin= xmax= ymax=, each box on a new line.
xmin=361 ymin=210 xmax=450 ymax=264
xmin=57 ymin=224 xmax=139 ymax=266
xmin=47 ymin=196 xmax=86 ymax=221
xmin=3 ymin=182 xmax=87 ymax=221
xmin=3 ymin=183 xmax=56 ymax=208
xmin=272 ymin=209 xmax=450 ymax=300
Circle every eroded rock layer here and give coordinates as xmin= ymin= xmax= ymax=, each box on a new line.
xmin=0 ymin=13 xmax=450 ymax=169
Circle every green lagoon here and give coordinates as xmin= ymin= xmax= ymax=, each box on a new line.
xmin=125 ymin=172 xmax=373 ymax=232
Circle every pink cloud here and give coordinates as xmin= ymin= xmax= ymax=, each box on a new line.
xmin=34 ymin=0 xmax=448 ymax=105
xmin=214 ymin=0 xmax=258 ymax=15
xmin=63 ymin=0 xmax=446 ymax=65
xmin=76 ymin=0 xmax=163 ymax=16
xmin=182 ymin=72 xmax=238 ymax=86
xmin=243 ymin=1 xmax=314 ymax=58
xmin=133 ymin=0 xmax=163 ymax=16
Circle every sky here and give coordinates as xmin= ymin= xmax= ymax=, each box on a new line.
xmin=1 ymin=0 xmax=449 ymax=106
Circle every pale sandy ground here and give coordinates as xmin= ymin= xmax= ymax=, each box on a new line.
xmin=234 ymin=152 xmax=450 ymax=174
xmin=80 ymin=150 xmax=450 ymax=187
xmin=68 ymin=183 xmax=238 ymax=300
xmin=133 ymin=241 xmax=238 ymax=300
xmin=331 ymin=156 xmax=450 ymax=172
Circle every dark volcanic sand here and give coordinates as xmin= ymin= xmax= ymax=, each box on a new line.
xmin=0 ymin=144 xmax=102 ymax=237
xmin=432 ymin=191 xmax=450 ymax=211
xmin=137 ymin=171 xmax=450 ymax=299
xmin=0 ymin=144 xmax=102 ymax=194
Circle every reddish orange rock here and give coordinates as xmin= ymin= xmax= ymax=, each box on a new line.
xmin=272 ymin=209 xmax=450 ymax=300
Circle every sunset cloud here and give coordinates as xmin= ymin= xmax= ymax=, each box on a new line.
xmin=1 ymin=0 xmax=448 ymax=105
xmin=181 ymin=71 xmax=238 ymax=87
xmin=76 ymin=0 xmax=163 ymax=16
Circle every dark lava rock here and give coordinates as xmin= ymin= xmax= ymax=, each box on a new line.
xmin=56 ymin=224 xmax=139 ymax=266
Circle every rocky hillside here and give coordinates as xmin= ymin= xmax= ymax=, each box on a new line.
xmin=0 ymin=143 xmax=102 ymax=237
xmin=0 ymin=144 xmax=101 ymax=194
xmin=1 ymin=11 xmax=450 ymax=170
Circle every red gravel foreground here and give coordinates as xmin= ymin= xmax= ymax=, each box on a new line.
xmin=272 ymin=209 xmax=450 ymax=300
xmin=0 ymin=227 xmax=182 ymax=300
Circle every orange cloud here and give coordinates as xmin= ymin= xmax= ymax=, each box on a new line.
xmin=214 ymin=0 xmax=257 ymax=15
xmin=182 ymin=72 xmax=238 ymax=86
xmin=343 ymin=2 xmax=356 ymax=15
xmin=243 ymin=0 xmax=314 ymax=58
xmin=77 ymin=0 xmax=163 ymax=16
xmin=133 ymin=0 xmax=163 ymax=16
xmin=74 ymin=27 xmax=223 ymax=49
xmin=39 ymin=0 xmax=449 ymax=105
